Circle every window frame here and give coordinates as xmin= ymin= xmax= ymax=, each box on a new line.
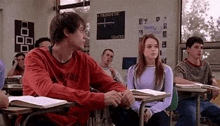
xmin=178 ymin=0 xmax=220 ymax=71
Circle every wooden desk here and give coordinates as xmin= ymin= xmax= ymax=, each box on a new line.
xmin=2 ymin=84 xmax=23 ymax=95
xmin=176 ymin=87 xmax=208 ymax=126
xmin=134 ymin=93 xmax=171 ymax=126
xmin=0 ymin=102 xmax=76 ymax=126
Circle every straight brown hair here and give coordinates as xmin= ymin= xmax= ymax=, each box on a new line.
xmin=135 ymin=34 xmax=164 ymax=90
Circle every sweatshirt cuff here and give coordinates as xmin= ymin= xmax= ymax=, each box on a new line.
xmin=89 ymin=92 xmax=105 ymax=110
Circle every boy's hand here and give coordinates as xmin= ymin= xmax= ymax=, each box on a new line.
xmin=104 ymin=90 xmax=122 ymax=107
xmin=120 ymin=90 xmax=135 ymax=107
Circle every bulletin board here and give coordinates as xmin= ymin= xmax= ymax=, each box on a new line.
xmin=15 ymin=20 xmax=34 ymax=52
xmin=97 ymin=11 xmax=125 ymax=40
xmin=138 ymin=16 xmax=168 ymax=63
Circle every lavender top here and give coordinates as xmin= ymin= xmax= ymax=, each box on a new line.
xmin=0 ymin=60 xmax=5 ymax=89
xmin=127 ymin=64 xmax=173 ymax=115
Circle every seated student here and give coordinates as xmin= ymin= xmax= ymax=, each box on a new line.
xmin=111 ymin=34 xmax=173 ymax=126
xmin=7 ymin=52 xmax=25 ymax=77
xmin=6 ymin=53 xmax=25 ymax=96
xmin=99 ymin=49 xmax=125 ymax=85
xmin=22 ymin=12 xmax=135 ymax=126
xmin=0 ymin=60 xmax=9 ymax=108
xmin=174 ymin=36 xmax=220 ymax=126
xmin=35 ymin=37 xmax=52 ymax=48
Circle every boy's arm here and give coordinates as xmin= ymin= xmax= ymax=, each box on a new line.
xmin=174 ymin=77 xmax=196 ymax=84
xmin=174 ymin=64 xmax=197 ymax=85
xmin=211 ymin=79 xmax=219 ymax=99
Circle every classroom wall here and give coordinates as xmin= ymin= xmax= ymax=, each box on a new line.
xmin=90 ymin=0 xmax=179 ymax=81
xmin=0 ymin=0 xmax=56 ymax=73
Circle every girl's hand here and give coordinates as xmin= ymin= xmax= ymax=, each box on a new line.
xmin=144 ymin=108 xmax=152 ymax=123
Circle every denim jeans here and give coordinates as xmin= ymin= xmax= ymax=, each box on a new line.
xmin=175 ymin=98 xmax=220 ymax=126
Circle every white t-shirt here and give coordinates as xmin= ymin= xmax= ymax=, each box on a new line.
xmin=102 ymin=67 xmax=125 ymax=86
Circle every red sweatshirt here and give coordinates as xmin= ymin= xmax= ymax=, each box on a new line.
xmin=23 ymin=47 xmax=126 ymax=125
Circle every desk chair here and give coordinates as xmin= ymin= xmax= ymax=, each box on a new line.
xmin=88 ymin=87 xmax=113 ymax=126
xmin=166 ymin=87 xmax=178 ymax=126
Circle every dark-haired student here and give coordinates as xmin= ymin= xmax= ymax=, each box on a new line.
xmin=35 ymin=37 xmax=51 ymax=48
xmin=111 ymin=34 xmax=173 ymax=126
xmin=174 ymin=36 xmax=220 ymax=126
xmin=0 ymin=60 xmax=9 ymax=108
xmin=22 ymin=12 xmax=134 ymax=126
xmin=7 ymin=52 xmax=25 ymax=77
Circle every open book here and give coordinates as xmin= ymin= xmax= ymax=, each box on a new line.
xmin=130 ymin=89 xmax=167 ymax=96
xmin=175 ymin=83 xmax=220 ymax=91
xmin=9 ymin=96 xmax=68 ymax=109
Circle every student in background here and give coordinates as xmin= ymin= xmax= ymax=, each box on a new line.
xmin=174 ymin=36 xmax=220 ymax=126
xmin=7 ymin=52 xmax=25 ymax=77
xmin=0 ymin=60 xmax=9 ymax=108
xmin=35 ymin=37 xmax=51 ymax=48
xmin=99 ymin=49 xmax=125 ymax=85
xmin=111 ymin=34 xmax=173 ymax=126
xmin=23 ymin=12 xmax=134 ymax=126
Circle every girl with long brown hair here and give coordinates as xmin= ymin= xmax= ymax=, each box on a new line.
xmin=126 ymin=34 xmax=173 ymax=126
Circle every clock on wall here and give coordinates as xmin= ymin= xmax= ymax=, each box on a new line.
xmin=97 ymin=11 xmax=125 ymax=40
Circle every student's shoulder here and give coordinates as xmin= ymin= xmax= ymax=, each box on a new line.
xmin=163 ymin=64 xmax=171 ymax=69
xmin=26 ymin=47 xmax=49 ymax=57
xmin=128 ymin=64 xmax=137 ymax=71
xmin=163 ymin=64 xmax=172 ymax=72
xmin=0 ymin=60 xmax=5 ymax=70
xmin=202 ymin=60 xmax=210 ymax=66
xmin=74 ymin=51 xmax=97 ymax=64
xmin=174 ymin=60 xmax=188 ymax=69
xmin=75 ymin=50 xmax=92 ymax=59
xmin=0 ymin=60 xmax=4 ymax=66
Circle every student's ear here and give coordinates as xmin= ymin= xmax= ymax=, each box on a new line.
xmin=186 ymin=47 xmax=190 ymax=53
xmin=63 ymin=28 xmax=70 ymax=37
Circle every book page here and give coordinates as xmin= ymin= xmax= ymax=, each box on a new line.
xmin=130 ymin=89 xmax=166 ymax=96
xmin=175 ymin=84 xmax=201 ymax=88
xmin=176 ymin=83 xmax=220 ymax=90
xmin=9 ymin=96 xmax=68 ymax=108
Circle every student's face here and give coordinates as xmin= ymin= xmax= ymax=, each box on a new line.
xmin=101 ymin=50 xmax=114 ymax=66
xmin=187 ymin=43 xmax=203 ymax=59
xmin=39 ymin=41 xmax=51 ymax=48
xmin=143 ymin=38 xmax=159 ymax=61
xmin=68 ymin=24 xmax=87 ymax=50
xmin=16 ymin=55 xmax=25 ymax=68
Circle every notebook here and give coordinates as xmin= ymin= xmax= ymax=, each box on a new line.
xmin=9 ymin=96 xmax=68 ymax=109
xmin=130 ymin=89 xmax=167 ymax=96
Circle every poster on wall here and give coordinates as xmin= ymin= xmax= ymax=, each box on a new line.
xmin=138 ymin=16 xmax=168 ymax=63
xmin=15 ymin=20 xmax=34 ymax=52
xmin=97 ymin=11 xmax=125 ymax=40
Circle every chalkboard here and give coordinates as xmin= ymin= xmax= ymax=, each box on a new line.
xmin=97 ymin=11 xmax=125 ymax=40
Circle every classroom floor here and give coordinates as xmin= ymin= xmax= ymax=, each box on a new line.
xmin=0 ymin=115 xmax=214 ymax=126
